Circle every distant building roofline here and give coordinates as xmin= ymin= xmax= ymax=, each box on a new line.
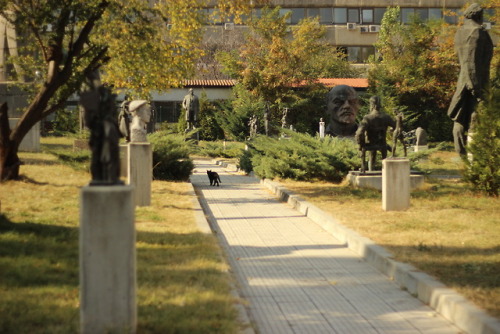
xmin=184 ymin=78 xmax=368 ymax=89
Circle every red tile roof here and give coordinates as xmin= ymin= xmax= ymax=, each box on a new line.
xmin=316 ymin=78 xmax=369 ymax=88
xmin=183 ymin=78 xmax=368 ymax=88
xmin=184 ymin=79 xmax=237 ymax=87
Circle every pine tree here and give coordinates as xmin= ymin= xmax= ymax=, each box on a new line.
xmin=463 ymin=64 xmax=500 ymax=196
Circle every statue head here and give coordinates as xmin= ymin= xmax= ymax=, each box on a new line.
xmin=464 ymin=3 xmax=483 ymax=23
xmin=326 ymin=85 xmax=359 ymax=125
xmin=369 ymin=96 xmax=381 ymax=113
xmin=129 ymin=100 xmax=151 ymax=123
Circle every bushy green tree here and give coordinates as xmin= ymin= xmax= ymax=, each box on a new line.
xmin=215 ymin=84 xmax=266 ymax=140
xmin=198 ymin=91 xmax=225 ymax=141
xmin=217 ymin=7 xmax=358 ymax=134
xmin=0 ymin=0 xmax=266 ymax=181
xmin=369 ymin=7 xmax=458 ymax=141
xmin=462 ymin=3 xmax=500 ymax=197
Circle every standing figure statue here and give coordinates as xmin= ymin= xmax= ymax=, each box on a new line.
xmin=391 ymin=111 xmax=407 ymax=157
xmin=355 ymin=96 xmax=396 ymax=173
xmin=264 ymin=104 xmax=270 ymax=136
xmin=281 ymin=108 xmax=288 ymax=128
xmin=447 ymin=3 xmax=493 ymax=155
xmin=325 ymin=85 xmax=360 ymax=138
xmin=79 ymin=70 xmax=122 ymax=185
xmin=129 ymin=100 xmax=151 ymax=142
xmin=118 ymin=100 xmax=131 ymax=142
xmin=182 ymin=88 xmax=199 ymax=131
xmin=248 ymin=114 xmax=258 ymax=138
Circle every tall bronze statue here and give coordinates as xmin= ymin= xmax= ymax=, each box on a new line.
xmin=182 ymin=88 xmax=199 ymax=131
xmin=447 ymin=3 xmax=493 ymax=155
xmin=79 ymin=70 xmax=122 ymax=185
xmin=355 ymin=96 xmax=396 ymax=173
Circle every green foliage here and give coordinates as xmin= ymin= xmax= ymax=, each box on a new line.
xmin=196 ymin=141 xmax=244 ymax=158
xmin=177 ymin=108 xmax=188 ymax=133
xmin=50 ymin=108 xmax=80 ymax=136
xmin=198 ymin=92 xmax=225 ymax=141
xmin=215 ymin=84 xmax=262 ymax=141
xmin=149 ymin=131 xmax=195 ymax=181
xmin=217 ymin=7 xmax=358 ymax=133
xmin=240 ymin=131 xmax=360 ymax=182
xmin=463 ymin=77 xmax=500 ymax=196
xmin=369 ymin=7 xmax=457 ymax=141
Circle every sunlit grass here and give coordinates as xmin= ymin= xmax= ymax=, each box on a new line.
xmin=0 ymin=137 xmax=241 ymax=333
xmin=278 ymin=150 xmax=500 ymax=318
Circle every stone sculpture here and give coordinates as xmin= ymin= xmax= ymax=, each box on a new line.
xmin=129 ymin=100 xmax=151 ymax=142
xmin=118 ymin=100 xmax=131 ymax=142
xmin=182 ymin=88 xmax=199 ymax=131
xmin=79 ymin=70 xmax=122 ymax=185
xmin=355 ymin=96 xmax=396 ymax=173
xmin=325 ymin=85 xmax=359 ymax=137
xmin=415 ymin=127 xmax=428 ymax=146
xmin=248 ymin=114 xmax=258 ymax=138
xmin=447 ymin=3 xmax=493 ymax=155
xmin=391 ymin=111 xmax=407 ymax=157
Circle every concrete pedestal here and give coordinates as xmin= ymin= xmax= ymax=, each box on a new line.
xmin=382 ymin=158 xmax=410 ymax=211
xmin=413 ymin=145 xmax=428 ymax=152
xmin=348 ymin=170 xmax=424 ymax=191
xmin=9 ymin=118 xmax=40 ymax=152
xmin=127 ymin=143 xmax=152 ymax=206
xmin=120 ymin=144 xmax=128 ymax=179
xmin=80 ymin=185 xmax=136 ymax=334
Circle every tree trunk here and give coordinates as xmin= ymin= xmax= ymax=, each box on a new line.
xmin=0 ymin=103 xmax=21 ymax=181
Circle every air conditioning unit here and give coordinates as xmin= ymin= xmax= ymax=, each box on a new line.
xmin=369 ymin=25 xmax=381 ymax=33
xmin=224 ymin=22 xmax=234 ymax=30
xmin=483 ymin=22 xmax=492 ymax=30
xmin=360 ymin=26 xmax=369 ymax=33
xmin=347 ymin=23 xmax=356 ymax=30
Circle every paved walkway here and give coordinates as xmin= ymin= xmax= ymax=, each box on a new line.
xmin=191 ymin=159 xmax=461 ymax=334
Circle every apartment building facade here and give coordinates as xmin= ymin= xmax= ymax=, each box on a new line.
xmin=202 ymin=0 xmax=491 ymax=63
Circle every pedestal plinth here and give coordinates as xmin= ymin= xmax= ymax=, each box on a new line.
xmin=127 ymin=143 xmax=152 ymax=206
xmin=80 ymin=185 xmax=136 ymax=334
xmin=382 ymin=158 xmax=410 ymax=211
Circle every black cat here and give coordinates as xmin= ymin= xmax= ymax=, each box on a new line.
xmin=207 ymin=170 xmax=221 ymax=186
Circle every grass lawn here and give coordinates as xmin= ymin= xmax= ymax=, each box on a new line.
xmin=277 ymin=150 xmax=500 ymax=318
xmin=0 ymin=137 xmax=242 ymax=333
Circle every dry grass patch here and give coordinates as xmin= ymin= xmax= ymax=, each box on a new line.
xmin=278 ymin=153 xmax=500 ymax=318
xmin=0 ymin=137 xmax=241 ymax=333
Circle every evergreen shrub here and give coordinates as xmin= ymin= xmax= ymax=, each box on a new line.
xmin=463 ymin=78 xmax=500 ymax=196
xmin=240 ymin=130 xmax=360 ymax=182
xmin=149 ymin=131 xmax=195 ymax=181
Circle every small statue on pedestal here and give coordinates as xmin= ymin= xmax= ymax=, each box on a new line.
xmin=79 ymin=70 xmax=122 ymax=185
xmin=355 ymin=96 xmax=396 ymax=173
xmin=129 ymin=100 xmax=151 ymax=142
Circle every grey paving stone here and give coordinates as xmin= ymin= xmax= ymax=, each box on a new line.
xmin=191 ymin=160 xmax=471 ymax=334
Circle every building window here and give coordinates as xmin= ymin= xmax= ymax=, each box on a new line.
xmin=279 ymin=9 xmax=292 ymax=24
xmin=346 ymin=46 xmax=375 ymax=63
xmin=362 ymin=9 xmax=374 ymax=24
xmin=155 ymin=102 xmax=181 ymax=123
xmin=401 ymin=8 xmax=414 ymax=24
xmin=333 ymin=8 xmax=347 ymax=24
xmin=348 ymin=8 xmax=360 ymax=23
xmin=444 ymin=9 xmax=459 ymax=24
xmin=291 ymin=8 xmax=305 ymax=24
xmin=319 ymin=8 xmax=333 ymax=24
xmin=429 ymin=8 xmax=442 ymax=20
xmin=415 ymin=8 xmax=429 ymax=21
xmin=374 ymin=8 xmax=386 ymax=24
xmin=307 ymin=8 xmax=320 ymax=19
